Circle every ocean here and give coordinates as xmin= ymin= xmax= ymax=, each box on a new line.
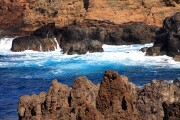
xmin=0 ymin=38 xmax=180 ymax=119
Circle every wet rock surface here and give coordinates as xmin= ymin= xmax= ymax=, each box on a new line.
xmin=18 ymin=70 xmax=180 ymax=120
xmin=11 ymin=23 xmax=60 ymax=52
xmin=11 ymin=20 xmax=157 ymax=54
xmin=145 ymin=12 xmax=180 ymax=61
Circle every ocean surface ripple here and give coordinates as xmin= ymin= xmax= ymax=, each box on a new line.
xmin=0 ymin=38 xmax=180 ymax=119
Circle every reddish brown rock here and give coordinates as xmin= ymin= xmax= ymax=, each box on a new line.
xmin=70 ymin=77 xmax=102 ymax=120
xmin=96 ymin=70 xmax=138 ymax=120
xmin=135 ymin=80 xmax=180 ymax=120
xmin=18 ymin=71 xmax=180 ymax=120
xmin=163 ymin=102 xmax=180 ymax=120
xmin=0 ymin=0 xmax=180 ymax=32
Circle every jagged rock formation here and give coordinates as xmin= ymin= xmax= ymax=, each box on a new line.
xmin=18 ymin=70 xmax=180 ymax=120
xmin=0 ymin=0 xmax=180 ymax=32
xmin=135 ymin=80 xmax=180 ymax=120
xmin=145 ymin=12 xmax=180 ymax=61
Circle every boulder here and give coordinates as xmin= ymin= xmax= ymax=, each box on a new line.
xmin=145 ymin=12 xmax=180 ymax=61
xmin=66 ymin=39 xmax=103 ymax=55
xmin=139 ymin=47 xmax=148 ymax=53
xmin=11 ymin=36 xmax=60 ymax=52
xmin=122 ymin=22 xmax=157 ymax=44
xmin=11 ymin=23 xmax=61 ymax=52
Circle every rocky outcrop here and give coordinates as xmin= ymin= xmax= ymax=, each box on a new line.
xmin=96 ymin=71 xmax=139 ymax=120
xmin=163 ymin=102 xmax=180 ymax=120
xmin=11 ymin=23 xmax=61 ymax=52
xmin=11 ymin=20 xmax=157 ymax=53
xmin=145 ymin=12 xmax=180 ymax=61
xmin=0 ymin=0 xmax=180 ymax=32
xmin=18 ymin=70 xmax=180 ymax=120
xmin=135 ymin=79 xmax=180 ymax=120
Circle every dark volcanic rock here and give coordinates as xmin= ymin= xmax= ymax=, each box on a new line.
xmin=59 ymin=20 xmax=157 ymax=54
xmin=18 ymin=70 xmax=180 ymax=120
xmin=146 ymin=12 xmax=180 ymax=61
xmin=65 ymin=39 xmax=103 ymax=55
xmin=11 ymin=20 xmax=157 ymax=54
xmin=11 ymin=23 xmax=60 ymax=52
xmin=122 ymin=22 xmax=157 ymax=44
xmin=61 ymin=20 xmax=157 ymax=46
xmin=163 ymin=102 xmax=180 ymax=120
xmin=11 ymin=36 xmax=60 ymax=52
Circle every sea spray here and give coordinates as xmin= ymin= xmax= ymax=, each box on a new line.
xmin=0 ymin=37 xmax=180 ymax=119
xmin=54 ymin=38 xmax=61 ymax=51
xmin=0 ymin=38 xmax=14 ymax=52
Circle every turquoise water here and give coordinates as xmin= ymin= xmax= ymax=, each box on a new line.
xmin=0 ymin=38 xmax=180 ymax=119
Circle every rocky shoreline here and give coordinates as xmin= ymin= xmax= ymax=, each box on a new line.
xmin=9 ymin=12 xmax=180 ymax=61
xmin=18 ymin=70 xmax=180 ymax=120
xmin=10 ymin=20 xmax=157 ymax=54
xmin=0 ymin=1 xmax=179 ymax=120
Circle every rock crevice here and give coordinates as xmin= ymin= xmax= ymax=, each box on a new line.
xmin=18 ymin=70 xmax=180 ymax=120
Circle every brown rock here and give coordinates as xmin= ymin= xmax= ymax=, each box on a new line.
xmin=0 ymin=0 xmax=180 ymax=32
xmin=70 ymin=77 xmax=102 ymax=120
xmin=18 ymin=71 xmax=180 ymax=120
xmin=96 ymin=70 xmax=138 ymax=120
xmin=163 ymin=102 xmax=180 ymax=120
xmin=135 ymin=80 xmax=180 ymax=120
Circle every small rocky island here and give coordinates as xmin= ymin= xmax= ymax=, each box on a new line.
xmin=18 ymin=70 xmax=180 ymax=120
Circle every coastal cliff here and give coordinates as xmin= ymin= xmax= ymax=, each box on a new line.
xmin=18 ymin=70 xmax=180 ymax=120
xmin=0 ymin=0 xmax=180 ymax=31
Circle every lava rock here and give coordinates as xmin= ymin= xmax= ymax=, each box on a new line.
xmin=11 ymin=20 xmax=158 ymax=54
xmin=122 ymin=22 xmax=157 ymax=44
xmin=96 ymin=70 xmax=139 ymax=120
xmin=146 ymin=12 xmax=180 ymax=61
xmin=163 ymin=102 xmax=180 ymax=120
xmin=66 ymin=39 xmax=104 ymax=55
xmin=18 ymin=70 xmax=180 ymax=120
xmin=11 ymin=23 xmax=61 ymax=52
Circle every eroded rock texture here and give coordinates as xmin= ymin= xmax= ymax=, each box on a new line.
xmin=96 ymin=71 xmax=138 ymax=120
xmin=0 ymin=0 xmax=180 ymax=32
xmin=145 ymin=12 xmax=180 ymax=61
xmin=135 ymin=80 xmax=180 ymax=120
xmin=18 ymin=70 xmax=180 ymax=120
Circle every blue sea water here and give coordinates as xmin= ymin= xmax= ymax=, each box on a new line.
xmin=0 ymin=38 xmax=180 ymax=119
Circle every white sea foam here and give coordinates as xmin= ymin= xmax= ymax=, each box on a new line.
xmin=0 ymin=38 xmax=179 ymax=69
xmin=54 ymin=38 xmax=61 ymax=51
xmin=0 ymin=38 xmax=14 ymax=52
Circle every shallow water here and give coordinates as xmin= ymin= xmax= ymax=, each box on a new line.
xmin=0 ymin=38 xmax=180 ymax=119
